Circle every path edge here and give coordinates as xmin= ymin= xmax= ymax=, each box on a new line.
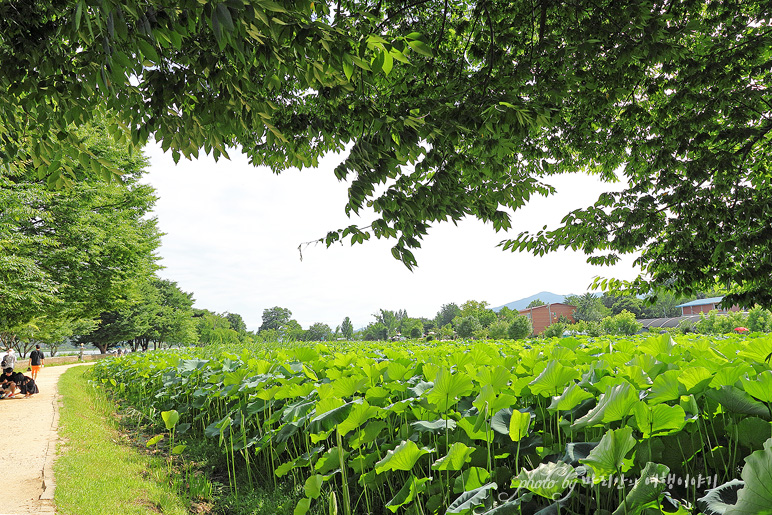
xmin=39 ymin=363 xmax=94 ymax=502
xmin=39 ymin=372 xmax=62 ymax=501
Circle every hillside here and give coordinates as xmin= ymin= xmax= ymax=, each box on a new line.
xmin=492 ymin=291 xmax=568 ymax=312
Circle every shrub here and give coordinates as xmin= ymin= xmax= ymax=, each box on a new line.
xmin=585 ymin=321 xmax=605 ymax=337
xmin=438 ymin=324 xmax=455 ymax=340
xmin=508 ymin=315 xmax=533 ymax=340
xmin=677 ymin=319 xmax=696 ymax=333
xmin=600 ymin=316 xmax=616 ymax=334
xmin=473 ymin=327 xmax=489 ymax=340
xmin=543 ymin=323 xmax=567 ymax=339
xmin=487 ymin=320 xmax=510 ymax=340
xmin=600 ymin=310 xmax=642 ymax=335
xmin=456 ymin=316 xmax=482 ymax=338
xmin=696 ymin=310 xmax=749 ymax=334
xmin=614 ymin=310 xmax=643 ymax=335
xmin=746 ymin=306 xmax=772 ymax=332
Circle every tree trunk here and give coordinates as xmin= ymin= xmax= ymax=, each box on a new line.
xmin=20 ymin=339 xmax=38 ymax=358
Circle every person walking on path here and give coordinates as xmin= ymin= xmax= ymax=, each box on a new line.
xmin=1 ymin=347 xmax=17 ymax=370
xmin=29 ymin=344 xmax=45 ymax=380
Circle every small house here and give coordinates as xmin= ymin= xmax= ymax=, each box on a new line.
xmin=675 ymin=297 xmax=740 ymax=316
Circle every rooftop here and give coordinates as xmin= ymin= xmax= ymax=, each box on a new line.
xmin=675 ymin=296 xmax=724 ymax=308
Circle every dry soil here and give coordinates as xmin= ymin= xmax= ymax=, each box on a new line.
xmin=0 ymin=363 xmax=88 ymax=515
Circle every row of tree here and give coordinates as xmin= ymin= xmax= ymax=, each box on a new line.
xmin=261 ymin=290 xmax=761 ymax=343
xmin=249 ymin=301 xmax=535 ymax=343
xmin=0 ymin=121 xmax=257 ymax=356
xmin=1 ymin=121 xmax=158 ymax=356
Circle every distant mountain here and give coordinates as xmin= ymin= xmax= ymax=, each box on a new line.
xmin=493 ymin=291 xmax=570 ymax=312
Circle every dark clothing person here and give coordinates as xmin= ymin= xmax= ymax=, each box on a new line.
xmin=2 ymin=368 xmax=37 ymax=397
xmin=29 ymin=347 xmax=44 ymax=380
xmin=30 ymin=349 xmax=44 ymax=366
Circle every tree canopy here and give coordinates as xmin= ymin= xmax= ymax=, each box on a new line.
xmin=259 ymin=306 xmax=293 ymax=332
xmin=2 ymin=0 xmax=771 ymax=306
xmin=0 ymin=121 xmax=160 ymax=333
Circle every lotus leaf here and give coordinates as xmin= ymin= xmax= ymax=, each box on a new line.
xmin=580 ymin=426 xmax=636 ymax=481
xmin=432 ymin=441 xmax=475 ymax=471
xmin=385 ymin=475 xmax=430 ymax=513
xmin=374 ymin=440 xmax=431 ymax=473
xmin=446 ymin=483 xmax=498 ymax=514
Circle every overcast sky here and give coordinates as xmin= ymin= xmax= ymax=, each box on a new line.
xmin=140 ymin=143 xmax=639 ymax=331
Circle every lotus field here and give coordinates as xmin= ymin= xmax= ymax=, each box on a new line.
xmin=90 ymin=334 xmax=772 ymax=514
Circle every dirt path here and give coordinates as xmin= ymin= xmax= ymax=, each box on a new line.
xmin=0 ymin=363 xmax=90 ymax=515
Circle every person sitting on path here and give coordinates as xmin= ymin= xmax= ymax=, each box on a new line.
xmin=1 ymin=367 xmax=38 ymax=398
xmin=0 ymin=377 xmax=10 ymax=398
xmin=29 ymin=344 xmax=45 ymax=380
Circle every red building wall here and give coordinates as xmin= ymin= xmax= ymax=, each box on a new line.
xmin=680 ymin=303 xmax=741 ymax=315
xmin=519 ymin=303 xmax=576 ymax=335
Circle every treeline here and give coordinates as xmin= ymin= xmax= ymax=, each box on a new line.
xmin=249 ymin=301 xmax=534 ymax=343
xmin=0 ymin=120 xmax=252 ymax=356
xmin=353 ymin=300 xmax=644 ymax=341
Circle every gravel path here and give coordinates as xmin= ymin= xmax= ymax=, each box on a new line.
xmin=0 ymin=363 xmax=90 ymax=515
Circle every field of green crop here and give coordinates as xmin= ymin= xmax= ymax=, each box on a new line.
xmin=90 ymin=334 xmax=772 ymax=515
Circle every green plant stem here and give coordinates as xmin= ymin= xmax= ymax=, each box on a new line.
xmin=336 ymin=431 xmax=352 ymax=515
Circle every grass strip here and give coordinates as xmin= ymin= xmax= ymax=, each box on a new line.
xmin=54 ymin=365 xmax=190 ymax=515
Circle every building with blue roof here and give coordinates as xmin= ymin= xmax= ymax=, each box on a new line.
xmin=675 ymin=296 xmax=739 ymax=316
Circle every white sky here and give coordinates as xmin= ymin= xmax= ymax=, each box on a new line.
xmin=141 ymin=143 xmax=639 ymax=331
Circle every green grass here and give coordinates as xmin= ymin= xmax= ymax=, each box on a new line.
xmin=54 ymin=366 xmax=191 ymax=515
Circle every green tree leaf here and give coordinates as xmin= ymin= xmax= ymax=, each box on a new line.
xmin=406 ymin=39 xmax=433 ymax=57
